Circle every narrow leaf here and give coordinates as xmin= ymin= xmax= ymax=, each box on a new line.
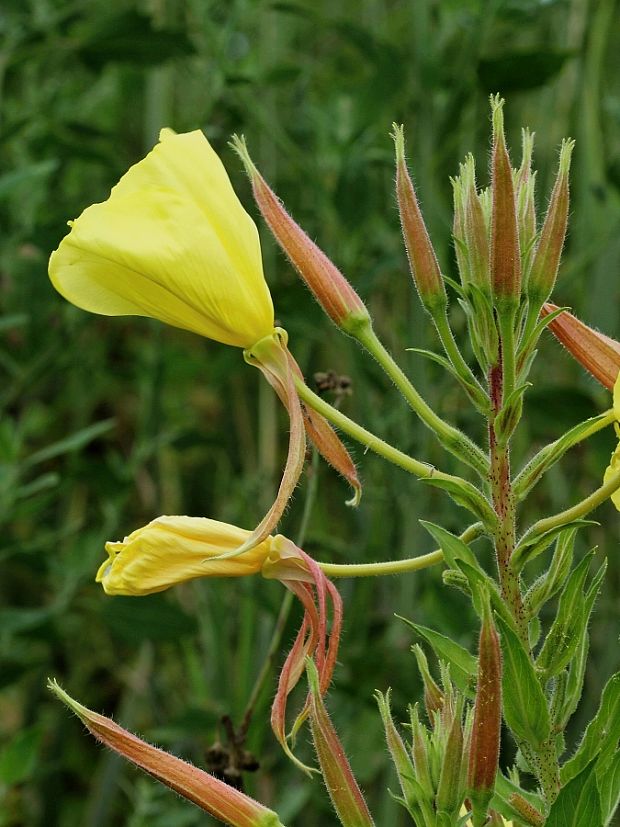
xmin=495 ymin=615 xmax=550 ymax=747
xmin=546 ymin=760 xmax=603 ymax=827
xmin=397 ymin=618 xmax=477 ymax=696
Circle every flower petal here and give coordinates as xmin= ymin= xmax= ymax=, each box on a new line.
xmin=97 ymin=516 xmax=272 ymax=595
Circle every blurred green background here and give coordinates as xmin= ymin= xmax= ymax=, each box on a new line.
xmin=1 ymin=0 xmax=619 ymax=824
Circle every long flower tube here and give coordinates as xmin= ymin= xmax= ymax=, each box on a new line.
xmin=542 ymin=303 xmax=620 ymax=510
xmin=99 ymin=516 xmax=342 ymax=773
xmin=48 ymin=680 xmax=285 ymax=827
xmin=48 ymin=128 xmax=360 ymax=557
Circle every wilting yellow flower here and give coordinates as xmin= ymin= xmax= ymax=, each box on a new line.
xmin=49 ymin=129 xmax=274 ymax=347
xmin=97 ymin=516 xmax=273 ymax=595
xmin=604 ymin=371 xmax=620 ymax=511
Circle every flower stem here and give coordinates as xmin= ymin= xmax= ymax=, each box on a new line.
xmin=294 ymin=375 xmax=495 ymax=525
xmin=519 ymin=465 xmax=620 ymax=544
xmin=317 ymin=523 xmax=483 ymax=578
xmin=355 ymin=323 xmax=489 ymax=477
xmin=432 ymin=309 xmax=490 ymax=413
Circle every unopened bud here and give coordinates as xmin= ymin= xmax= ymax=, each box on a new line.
xmin=542 ymin=303 xmax=620 ymax=390
xmin=527 ymin=139 xmax=574 ymax=305
xmin=413 ymin=644 xmax=445 ymax=717
xmin=306 ymin=660 xmax=375 ymax=827
xmin=468 ymin=595 xmax=502 ymax=824
xmin=490 ymin=95 xmax=521 ymax=309
xmin=515 ymin=128 xmax=537 ymax=256
xmin=48 ymin=680 xmax=283 ymax=827
xmin=462 ymin=155 xmax=491 ymax=294
xmin=392 ymin=124 xmax=448 ymax=314
xmin=231 ymin=136 xmax=370 ymax=336
xmin=451 ymin=176 xmax=471 ymax=287
xmin=409 ymin=703 xmax=434 ymax=799
xmin=375 ymin=690 xmax=418 ymax=809
xmin=435 ymin=694 xmax=465 ymax=817
xmin=508 ymin=793 xmax=545 ymax=825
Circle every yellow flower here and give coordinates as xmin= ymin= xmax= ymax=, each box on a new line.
xmin=49 ymin=129 xmax=274 ymax=348
xmin=97 ymin=516 xmax=273 ymax=595
xmin=604 ymin=371 xmax=620 ymax=511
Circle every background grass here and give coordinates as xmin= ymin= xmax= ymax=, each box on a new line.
xmin=1 ymin=0 xmax=619 ymax=824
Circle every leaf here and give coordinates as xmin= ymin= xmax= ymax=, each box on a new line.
xmin=514 ymin=410 xmax=612 ymax=500
xmin=536 ymin=552 xmax=593 ymax=681
xmin=23 ymin=419 xmax=115 ymax=467
xmin=397 ymin=617 xmax=477 ymax=696
xmin=477 ymin=49 xmax=574 ymax=93
xmin=491 ymin=772 xmax=545 ymax=824
xmin=561 ymin=672 xmax=620 ymax=785
xmin=511 ymin=520 xmax=596 ymax=571
xmin=598 ymin=749 xmax=620 ymax=826
xmin=495 ymin=614 xmax=550 ymax=748
xmin=76 ymin=11 xmax=196 ymax=70
xmin=419 ymin=521 xmax=482 ymax=572
xmin=524 ymin=527 xmax=576 ymax=617
xmin=101 ymin=595 xmax=198 ymax=643
xmin=420 ymin=477 xmax=496 ymax=527
xmin=0 ymin=725 xmax=44 ymax=785
xmin=547 ymin=760 xmax=603 ymax=827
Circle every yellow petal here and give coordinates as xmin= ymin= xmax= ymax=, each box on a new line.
xmin=604 ymin=440 xmax=620 ymax=511
xmin=613 ymin=371 xmax=620 ymax=420
xmin=97 ymin=516 xmax=273 ymax=596
xmin=49 ymin=130 xmax=274 ymax=348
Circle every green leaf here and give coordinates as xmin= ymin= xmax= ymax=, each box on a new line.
xmin=598 ymin=749 xmax=620 ymax=826
xmin=420 ymin=477 xmax=496 ymax=527
xmin=477 ymin=49 xmax=574 ymax=93
xmin=561 ymin=672 xmax=620 ymax=785
xmin=0 ymin=725 xmax=44 ymax=785
xmin=494 ymin=382 xmax=530 ymax=444
xmin=101 ymin=595 xmax=198 ymax=643
xmin=514 ymin=411 xmax=612 ymax=500
xmin=495 ymin=614 xmax=550 ymax=747
xmin=511 ymin=520 xmax=596 ymax=571
xmin=419 ymin=521 xmax=482 ymax=573
xmin=536 ymin=552 xmax=593 ymax=681
xmin=524 ymin=527 xmax=576 ymax=617
xmin=24 ymin=419 xmax=115 ymax=467
xmin=491 ymin=772 xmax=545 ymax=824
xmin=547 ymin=760 xmax=603 ymax=827
xmin=397 ymin=617 xmax=477 ymax=696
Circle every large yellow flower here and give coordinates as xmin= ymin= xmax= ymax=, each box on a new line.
xmin=49 ymin=129 xmax=274 ymax=347
xmin=604 ymin=371 xmax=620 ymax=510
xmin=97 ymin=516 xmax=273 ymax=595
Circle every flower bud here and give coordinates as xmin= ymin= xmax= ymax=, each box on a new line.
xmin=435 ymin=695 xmax=465 ymax=817
xmin=508 ymin=793 xmax=545 ymax=826
xmin=306 ymin=660 xmax=375 ymax=827
xmin=515 ymin=128 xmax=537 ymax=257
xmin=461 ymin=155 xmax=491 ymax=294
xmin=413 ymin=644 xmax=444 ymax=718
xmin=392 ymin=124 xmax=448 ymax=314
xmin=541 ymin=303 xmax=620 ymax=391
xmin=48 ymin=680 xmax=284 ymax=827
xmin=231 ymin=136 xmax=370 ymax=336
xmin=490 ymin=96 xmax=521 ymax=310
xmin=468 ymin=595 xmax=502 ymax=824
xmin=527 ymin=139 xmax=574 ymax=305
xmin=451 ymin=175 xmax=471 ymax=286
xmin=375 ymin=690 xmax=418 ymax=810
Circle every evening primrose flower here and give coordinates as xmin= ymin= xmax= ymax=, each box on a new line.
xmin=49 ymin=129 xmax=360 ymax=555
xmin=49 ymin=129 xmax=274 ymax=347
xmin=99 ymin=515 xmax=343 ymax=774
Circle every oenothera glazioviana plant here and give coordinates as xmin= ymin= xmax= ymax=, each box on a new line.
xmin=48 ymin=96 xmax=620 ymax=827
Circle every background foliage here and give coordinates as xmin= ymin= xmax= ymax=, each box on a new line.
xmin=1 ymin=0 xmax=619 ymax=824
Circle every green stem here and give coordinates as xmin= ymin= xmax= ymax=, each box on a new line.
xmin=294 ymin=375 xmax=495 ymax=526
xmin=317 ymin=523 xmax=482 ymax=578
xmin=432 ymin=309 xmax=490 ymax=413
xmin=513 ymin=408 xmax=615 ymax=499
xmin=355 ymin=324 xmax=489 ymax=477
xmin=519 ymin=465 xmax=620 ymax=543
xmin=497 ymin=310 xmax=517 ymax=400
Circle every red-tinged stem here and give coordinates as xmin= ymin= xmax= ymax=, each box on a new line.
xmin=488 ymin=358 xmax=527 ymax=644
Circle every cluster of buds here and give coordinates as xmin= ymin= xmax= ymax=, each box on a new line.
xmin=375 ymin=597 xmax=516 ymax=827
